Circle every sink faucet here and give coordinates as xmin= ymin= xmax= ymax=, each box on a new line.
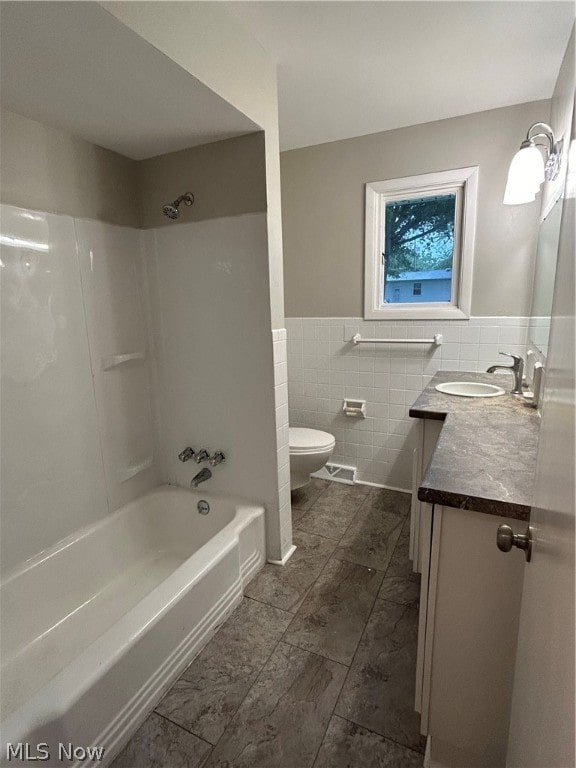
xmin=191 ymin=467 xmax=212 ymax=488
xmin=486 ymin=352 xmax=524 ymax=395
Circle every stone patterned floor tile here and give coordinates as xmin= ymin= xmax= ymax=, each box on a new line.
xmin=378 ymin=575 xmax=421 ymax=606
xmin=361 ymin=487 xmax=411 ymax=517
xmin=293 ymin=500 xmax=357 ymax=541
xmin=295 ymin=482 xmax=372 ymax=539
xmin=385 ymin=553 xmax=420 ymax=581
xmin=245 ymin=530 xmax=337 ymax=612
xmin=335 ymin=599 xmax=426 ymax=753
xmin=334 ymin=504 xmax=404 ymax=571
xmin=385 ymin=520 xmax=420 ymax=582
xmin=114 ymin=481 xmax=425 ymax=768
xmin=204 ymin=642 xmax=347 ymax=768
xmin=313 ymin=715 xmax=424 ymax=768
xmin=284 ymin=558 xmax=383 ymax=665
xmin=111 ymin=713 xmax=211 ymax=768
xmin=291 ymin=478 xmax=332 ymax=511
xmin=155 ymin=598 xmax=292 ymax=744
xmin=291 ymin=505 xmax=308 ymax=527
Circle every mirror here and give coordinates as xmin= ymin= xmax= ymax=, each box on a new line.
xmin=528 ymin=196 xmax=563 ymax=359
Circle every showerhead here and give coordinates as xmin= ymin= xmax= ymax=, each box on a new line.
xmin=162 ymin=192 xmax=194 ymax=220
xmin=162 ymin=204 xmax=180 ymax=220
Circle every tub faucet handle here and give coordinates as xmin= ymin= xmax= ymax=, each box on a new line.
xmin=178 ymin=447 xmax=195 ymax=462
xmin=194 ymin=449 xmax=210 ymax=464
xmin=209 ymin=451 xmax=225 ymax=467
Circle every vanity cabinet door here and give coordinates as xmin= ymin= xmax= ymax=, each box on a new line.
xmin=422 ymin=505 xmax=525 ymax=768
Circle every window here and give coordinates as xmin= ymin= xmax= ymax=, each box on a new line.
xmin=364 ymin=167 xmax=478 ymax=319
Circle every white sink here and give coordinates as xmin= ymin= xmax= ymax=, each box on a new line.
xmin=435 ymin=381 xmax=506 ymax=398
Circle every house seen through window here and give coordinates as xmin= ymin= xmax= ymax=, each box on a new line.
xmin=383 ymin=193 xmax=455 ymax=304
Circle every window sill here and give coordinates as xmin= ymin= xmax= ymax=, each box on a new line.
xmin=364 ymin=305 xmax=470 ymax=321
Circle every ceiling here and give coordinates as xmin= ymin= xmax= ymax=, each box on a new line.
xmin=225 ymin=1 xmax=575 ymax=151
xmin=0 ymin=2 xmax=259 ymax=160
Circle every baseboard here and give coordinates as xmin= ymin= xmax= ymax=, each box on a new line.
xmin=355 ymin=478 xmax=412 ymax=494
xmin=267 ymin=544 xmax=297 ymax=566
xmin=311 ymin=469 xmax=411 ymax=495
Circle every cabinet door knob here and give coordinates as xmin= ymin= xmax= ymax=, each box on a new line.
xmin=496 ymin=524 xmax=533 ymax=562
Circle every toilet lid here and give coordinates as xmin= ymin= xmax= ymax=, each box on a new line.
xmin=289 ymin=427 xmax=335 ymax=454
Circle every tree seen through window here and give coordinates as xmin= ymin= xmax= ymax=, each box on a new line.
xmin=383 ymin=193 xmax=456 ymax=303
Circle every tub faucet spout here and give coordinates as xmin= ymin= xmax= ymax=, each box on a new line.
xmin=191 ymin=467 xmax=212 ymax=488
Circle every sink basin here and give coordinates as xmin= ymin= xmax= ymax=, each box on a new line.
xmin=435 ymin=381 xmax=506 ymax=398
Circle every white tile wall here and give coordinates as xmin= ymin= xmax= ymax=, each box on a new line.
xmin=287 ymin=317 xmax=528 ymax=490
xmin=272 ymin=329 xmax=292 ymax=561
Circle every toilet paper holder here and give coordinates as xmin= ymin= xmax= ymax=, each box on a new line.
xmin=343 ymin=399 xmax=366 ymax=418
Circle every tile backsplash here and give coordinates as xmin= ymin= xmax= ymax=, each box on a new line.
xmin=286 ymin=317 xmax=528 ymax=490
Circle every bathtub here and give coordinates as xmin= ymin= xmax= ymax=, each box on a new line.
xmin=0 ymin=485 xmax=265 ymax=767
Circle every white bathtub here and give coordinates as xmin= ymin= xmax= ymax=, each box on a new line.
xmin=0 ymin=485 xmax=265 ymax=767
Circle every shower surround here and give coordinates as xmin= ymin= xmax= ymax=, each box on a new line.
xmin=0 ymin=203 xmax=286 ymax=764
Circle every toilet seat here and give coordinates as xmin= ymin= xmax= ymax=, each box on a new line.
xmin=289 ymin=427 xmax=335 ymax=455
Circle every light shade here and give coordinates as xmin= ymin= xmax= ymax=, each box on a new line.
xmin=503 ymin=144 xmax=545 ymax=205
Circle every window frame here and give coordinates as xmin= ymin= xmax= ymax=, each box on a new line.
xmin=364 ymin=166 xmax=479 ymax=320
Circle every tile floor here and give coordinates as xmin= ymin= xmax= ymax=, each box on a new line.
xmin=112 ymin=480 xmax=425 ymax=768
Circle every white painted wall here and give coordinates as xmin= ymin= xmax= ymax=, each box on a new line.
xmin=287 ymin=316 xmax=528 ymax=489
xmin=144 ymin=214 xmax=291 ymax=560
xmin=0 ymin=205 xmax=158 ymax=577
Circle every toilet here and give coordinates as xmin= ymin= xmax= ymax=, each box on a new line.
xmin=289 ymin=427 xmax=335 ymax=490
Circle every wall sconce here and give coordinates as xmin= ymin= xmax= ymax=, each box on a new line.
xmin=503 ymin=122 xmax=563 ymax=205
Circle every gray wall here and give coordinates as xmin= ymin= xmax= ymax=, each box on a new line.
xmin=281 ymin=101 xmax=548 ymax=318
xmin=138 ymin=132 xmax=267 ymax=228
xmin=0 ymin=109 xmax=140 ymax=227
xmin=0 ymin=109 xmax=268 ymax=229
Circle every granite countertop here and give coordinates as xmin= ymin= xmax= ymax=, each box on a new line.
xmin=410 ymin=371 xmax=540 ymax=521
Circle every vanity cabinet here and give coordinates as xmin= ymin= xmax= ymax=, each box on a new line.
xmin=418 ymin=504 xmax=524 ymax=768
xmin=409 ymin=372 xmax=538 ymax=767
